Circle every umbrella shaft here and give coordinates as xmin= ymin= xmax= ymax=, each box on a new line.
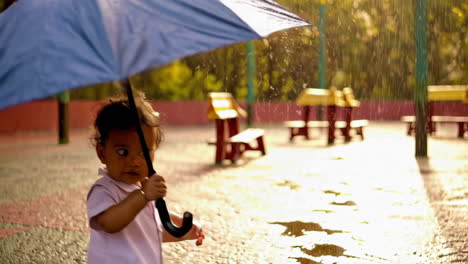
xmin=122 ymin=80 xmax=155 ymax=176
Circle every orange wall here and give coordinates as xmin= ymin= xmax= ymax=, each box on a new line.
xmin=1 ymin=100 xmax=467 ymax=133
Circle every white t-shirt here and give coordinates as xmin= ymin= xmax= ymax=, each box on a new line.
xmin=87 ymin=168 xmax=163 ymax=264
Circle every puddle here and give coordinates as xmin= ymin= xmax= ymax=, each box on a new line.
xmin=276 ymin=180 xmax=301 ymax=190
xmin=289 ymin=257 xmax=321 ymax=264
xmin=390 ymin=215 xmax=424 ymax=221
xmin=312 ymin=209 xmax=334 ymax=213
xmin=323 ymin=190 xmax=341 ymax=196
xmin=294 ymin=244 xmax=389 ymax=262
xmin=372 ymin=187 xmax=400 ymax=193
xmin=296 ymin=244 xmax=345 ymax=257
xmin=331 ymin=200 xmax=357 ymax=206
xmin=270 ymin=221 xmax=344 ymax=237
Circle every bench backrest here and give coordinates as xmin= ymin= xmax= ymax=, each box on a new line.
xmin=207 ymin=92 xmax=247 ymax=120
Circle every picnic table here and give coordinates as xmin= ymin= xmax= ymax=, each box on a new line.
xmin=428 ymin=85 xmax=468 ymax=103
xmin=401 ymin=85 xmax=468 ymax=138
xmin=284 ymin=87 xmax=368 ymax=144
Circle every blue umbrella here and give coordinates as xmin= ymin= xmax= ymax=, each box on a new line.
xmin=0 ymin=0 xmax=310 ymax=237
xmin=0 ymin=0 xmax=309 ymax=109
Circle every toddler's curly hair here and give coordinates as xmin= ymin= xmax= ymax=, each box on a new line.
xmin=92 ymin=93 xmax=163 ymax=148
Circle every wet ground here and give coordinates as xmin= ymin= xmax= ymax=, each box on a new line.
xmin=0 ymin=121 xmax=466 ymax=263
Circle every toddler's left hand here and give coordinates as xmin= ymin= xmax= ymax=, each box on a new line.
xmin=184 ymin=220 xmax=205 ymax=246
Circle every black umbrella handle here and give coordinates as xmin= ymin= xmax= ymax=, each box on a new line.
xmin=123 ymin=80 xmax=193 ymax=238
xmin=156 ymin=199 xmax=193 ymax=237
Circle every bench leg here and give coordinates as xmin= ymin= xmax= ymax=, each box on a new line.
xmin=301 ymin=127 xmax=309 ymax=140
xmin=428 ymin=102 xmax=436 ymax=134
xmin=338 ymin=127 xmax=349 ymax=142
xmin=457 ymin=122 xmax=465 ymax=138
xmin=257 ymin=136 xmax=266 ymax=155
xmin=327 ymin=105 xmax=336 ymax=145
xmin=407 ymin=123 xmax=414 ymax=136
xmin=289 ymin=127 xmax=302 ymax=142
xmin=344 ymin=107 xmax=352 ymax=142
xmin=303 ymin=106 xmax=310 ymax=140
xmin=430 ymin=122 xmax=436 ymax=135
xmin=289 ymin=126 xmax=309 ymax=142
xmin=229 ymin=143 xmax=241 ymax=163
xmin=215 ymin=148 xmax=223 ymax=164
xmin=408 ymin=121 xmax=434 ymax=136
xmin=289 ymin=128 xmax=295 ymax=142
xmin=356 ymin=127 xmax=364 ymax=140
xmin=215 ymin=119 xmax=227 ymax=164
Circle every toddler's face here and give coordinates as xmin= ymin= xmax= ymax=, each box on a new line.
xmin=97 ymin=125 xmax=156 ymax=185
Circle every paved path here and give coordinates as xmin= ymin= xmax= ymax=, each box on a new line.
xmin=0 ymin=121 xmax=466 ymax=263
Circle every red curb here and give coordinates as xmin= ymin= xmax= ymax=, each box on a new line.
xmin=0 ymin=227 xmax=30 ymax=238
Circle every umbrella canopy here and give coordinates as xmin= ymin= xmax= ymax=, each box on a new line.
xmin=0 ymin=0 xmax=309 ymax=110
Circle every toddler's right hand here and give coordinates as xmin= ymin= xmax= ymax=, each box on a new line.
xmin=141 ymin=175 xmax=167 ymax=200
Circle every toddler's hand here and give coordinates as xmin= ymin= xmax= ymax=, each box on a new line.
xmin=184 ymin=220 xmax=205 ymax=246
xmin=141 ymin=175 xmax=166 ymax=200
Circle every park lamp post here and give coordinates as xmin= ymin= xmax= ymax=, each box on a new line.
xmin=317 ymin=0 xmax=327 ymax=121
xmin=414 ymin=0 xmax=428 ymax=157
xmin=57 ymin=90 xmax=70 ymax=144
xmin=246 ymin=40 xmax=256 ymax=127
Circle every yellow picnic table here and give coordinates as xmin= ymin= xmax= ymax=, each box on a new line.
xmin=428 ymin=85 xmax=468 ymax=137
xmin=402 ymin=85 xmax=468 ymax=138
xmin=296 ymin=87 xmax=345 ymax=106
xmin=287 ymin=87 xmax=367 ymax=144
xmin=428 ymin=85 xmax=468 ymax=103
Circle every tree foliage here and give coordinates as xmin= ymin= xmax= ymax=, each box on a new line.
xmin=2 ymin=0 xmax=466 ymax=102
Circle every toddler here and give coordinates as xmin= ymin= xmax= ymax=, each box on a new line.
xmin=87 ymin=94 xmax=204 ymax=263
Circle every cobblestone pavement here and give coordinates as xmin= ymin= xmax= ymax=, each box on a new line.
xmin=0 ymin=121 xmax=466 ymax=264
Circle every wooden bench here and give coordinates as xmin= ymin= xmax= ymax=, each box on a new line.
xmin=427 ymin=85 xmax=468 ymax=135
xmin=401 ymin=85 xmax=468 ymax=138
xmin=284 ymin=87 xmax=368 ymax=143
xmin=401 ymin=115 xmax=468 ymax=138
xmin=284 ymin=120 xmax=368 ymax=141
xmin=284 ymin=119 xmax=328 ymax=142
xmin=336 ymin=120 xmax=369 ymax=140
xmin=207 ymin=92 xmax=266 ymax=164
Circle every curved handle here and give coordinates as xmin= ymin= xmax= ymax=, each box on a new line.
xmin=123 ymin=80 xmax=193 ymax=238
xmin=156 ymin=199 xmax=193 ymax=237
